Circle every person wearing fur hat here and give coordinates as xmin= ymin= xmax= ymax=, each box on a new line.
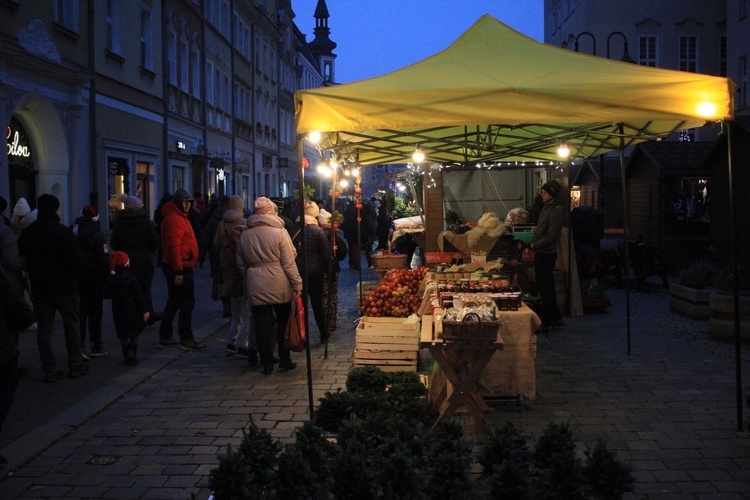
xmin=292 ymin=201 xmax=333 ymax=345
xmin=529 ymin=178 xmax=565 ymax=328
xmin=158 ymin=188 xmax=205 ymax=351
xmin=18 ymin=194 xmax=88 ymax=382
xmin=72 ymin=205 xmax=110 ymax=357
xmin=110 ymin=195 xmax=161 ymax=326
xmin=237 ymin=196 xmax=302 ymax=374
xmin=104 ymin=251 xmax=149 ymax=365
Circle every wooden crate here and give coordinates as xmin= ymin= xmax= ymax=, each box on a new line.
xmin=354 ymin=317 xmax=421 ymax=372
xmin=356 ymin=280 xmax=379 ymax=298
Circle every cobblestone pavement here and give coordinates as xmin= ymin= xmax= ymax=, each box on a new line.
xmin=1 ymin=268 xmax=749 ymax=499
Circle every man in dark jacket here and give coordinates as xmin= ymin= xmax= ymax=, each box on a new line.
xmin=158 ymin=189 xmax=206 ymax=351
xmin=529 ymin=179 xmax=565 ymax=328
xmin=72 ymin=205 xmax=109 ymax=357
xmin=18 ymin=194 xmax=88 ymax=382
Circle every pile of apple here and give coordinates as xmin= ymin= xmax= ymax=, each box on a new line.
xmin=361 ymin=266 xmax=429 ymax=317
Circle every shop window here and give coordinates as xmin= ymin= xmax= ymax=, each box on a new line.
xmin=136 ymin=161 xmax=152 ymax=214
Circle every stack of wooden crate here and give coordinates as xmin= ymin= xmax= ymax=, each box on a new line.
xmin=354 ymin=317 xmax=421 ymax=372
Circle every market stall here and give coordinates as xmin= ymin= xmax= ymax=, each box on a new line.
xmin=294 ymin=14 xmax=738 ymax=423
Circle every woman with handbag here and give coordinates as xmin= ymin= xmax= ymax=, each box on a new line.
xmin=237 ymin=197 xmax=302 ymax=375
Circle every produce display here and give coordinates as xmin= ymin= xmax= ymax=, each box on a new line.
xmin=360 ymin=266 xmax=429 ymax=317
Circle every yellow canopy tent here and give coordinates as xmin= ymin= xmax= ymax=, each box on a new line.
xmin=293 ymin=15 xmax=742 ymax=427
xmin=295 ymin=14 xmax=734 ymax=165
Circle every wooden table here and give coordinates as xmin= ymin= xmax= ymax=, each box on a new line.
xmin=421 ymin=303 xmax=541 ymax=434
xmin=420 ymin=316 xmax=504 ymax=435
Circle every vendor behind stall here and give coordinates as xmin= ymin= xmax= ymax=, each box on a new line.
xmin=528 ymin=179 xmax=564 ymax=328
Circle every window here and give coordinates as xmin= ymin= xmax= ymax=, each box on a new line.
xmin=206 ymin=61 xmax=214 ymax=105
xmin=638 ymin=36 xmax=657 ymax=67
xmin=719 ymin=36 xmax=727 ymax=77
xmin=167 ymin=28 xmax=177 ymax=86
xmin=214 ymin=69 xmax=222 ymax=110
xmin=180 ymin=37 xmax=189 ymax=91
xmin=191 ymin=44 xmax=201 ymax=98
xmin=54 ymin=0 xmax=79 ymax=32
xmin=105 ymin=0 xmax=122 ymax=53
xmin=740 ymin=56 xmax=748 ymax=108
xmin=741 ymin=0 xmax=748 ymax=19
xmin=679 ymin=36 xmax=698 ymax=73
xmin=140 ymin=4 xmax=153 ymax=71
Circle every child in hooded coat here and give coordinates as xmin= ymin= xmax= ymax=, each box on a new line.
xmin=105 ymin=251 xmax=150 ymax=364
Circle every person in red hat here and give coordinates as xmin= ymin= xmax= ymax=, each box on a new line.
xmin=105 ymin=251 xmax=149 ymax=365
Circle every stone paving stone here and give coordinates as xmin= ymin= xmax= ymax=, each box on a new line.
xmin=102 ymin=486 xmax=149 ymax=498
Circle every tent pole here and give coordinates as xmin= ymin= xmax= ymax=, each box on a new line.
xmin=297 ymin=136 xmax=315 ymax=417
xmin=726 ymin=122 xmax=744 ymax=432
xmin=618 ymin=129 xmax=631 ymax=356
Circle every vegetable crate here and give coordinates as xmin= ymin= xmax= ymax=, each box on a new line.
xmin=354 ymin=317 xmax=421 ymax=372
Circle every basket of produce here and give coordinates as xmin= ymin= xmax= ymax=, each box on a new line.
xmin=442 ymin=312 xmax=500 ymax=343
xmin=372 ymin=253 xmax=409 ymax=270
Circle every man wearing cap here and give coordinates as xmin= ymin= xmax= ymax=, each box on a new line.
xmin=529 ymin=179 xmax=565 ymax=328
xmin=18 ymin=194 xmax=88 ymax=382
xmin=158 ymin=188 xmax=206 ymax=350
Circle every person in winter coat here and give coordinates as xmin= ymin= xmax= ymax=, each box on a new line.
xmin=110 ymin=196 xmax=161 ymax=324
xmin=17 ymin=194 xmax=88 ymax=383
xmin=213 ymin=195 xmax=251 ymax=355
xmin=0 ymin=267 xmax=34 ymax=464
xmin=237 ymin=197 xmax=302 ymax=375
xmin=105 ymin=251 xmax=149 ymax=365
xmin=529 ymin=179 xmax=565 ymax=328
xmin=0 ymin=196 xmax=10 ymax=227
xmin=200 ymin=196 xmax=229 ymax=314
xmin=72 ymin=205 xmax=110 ymax=357
xmin=292 ymin=202 xmax=333 ymax=345
xmin=221 ymin=224 xmax=256 ymax=362
xmin=158 ymin=188 xmax=205 ymax=351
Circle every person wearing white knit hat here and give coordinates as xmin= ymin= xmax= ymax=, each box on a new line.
xmin=10 ymin=198 xmax=37 ymax=235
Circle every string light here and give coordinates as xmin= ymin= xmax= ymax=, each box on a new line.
xmin=412 ymin=145 xmax=425 ymax=163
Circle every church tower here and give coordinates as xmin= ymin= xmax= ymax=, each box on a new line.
xmin=307 ymin=0 xmax=337 ymax=84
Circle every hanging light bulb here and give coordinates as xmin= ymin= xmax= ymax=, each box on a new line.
xmin=412 ymin=145 xmax=425 ymax=163
xmin=307 ymin=131 xmax=321 ymax=143
xmin=339 ymin=179 xmax=349 ymax=189
xmin=557 ymin=143 xmax=570 ymax=159
xmin=351 ymin=167 xmax=360 ymax=177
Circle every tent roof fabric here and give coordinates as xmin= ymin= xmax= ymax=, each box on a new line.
xmin=295 ymin=15 xmax=735 ymax=166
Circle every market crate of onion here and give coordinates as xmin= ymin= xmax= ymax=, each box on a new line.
xmin=360 ymin=266 xmax=429 ymax=317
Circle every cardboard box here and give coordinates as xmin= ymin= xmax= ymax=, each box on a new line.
xmin=354 ymin=317 xmax=421 ymax=372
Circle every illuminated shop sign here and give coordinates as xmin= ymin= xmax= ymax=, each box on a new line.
xmin=7 ymin=125 xmax=31 ymax=158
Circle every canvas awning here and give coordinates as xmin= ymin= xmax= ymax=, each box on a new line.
xmin=295 ymin=15 xmax=735 ymax=165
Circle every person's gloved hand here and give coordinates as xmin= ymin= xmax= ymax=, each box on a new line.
xmin=143 ymin=311 xmax=150 ymax=322
xmin=174 ymin=274 xmax=184 ymax=286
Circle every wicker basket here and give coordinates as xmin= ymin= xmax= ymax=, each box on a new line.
xmin=372 ymin=253 xmax=409 ymax=270
xmin=442 ymin=313 xmax=500 ymax=342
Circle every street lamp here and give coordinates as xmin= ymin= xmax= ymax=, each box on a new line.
xmin=606 ymin=31 xmax=635 ymax=63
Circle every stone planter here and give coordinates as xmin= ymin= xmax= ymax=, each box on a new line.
xmin=669 ymin=283 xmax=715 ymax=319
xmin=709 ymin=291 xmax=750 ymax=343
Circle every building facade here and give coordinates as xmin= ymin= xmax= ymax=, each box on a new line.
xmin=1 ymin=0 xmax=332 ymax=228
